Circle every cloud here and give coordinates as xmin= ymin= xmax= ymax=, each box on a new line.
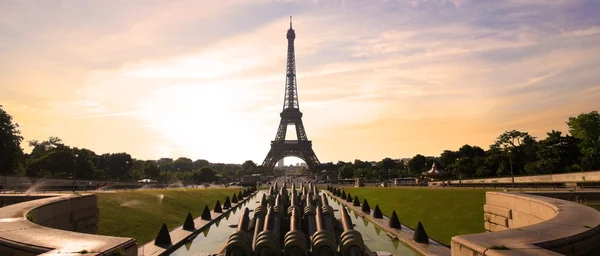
xmin=1 ymin=0 xmax=599 ymax=163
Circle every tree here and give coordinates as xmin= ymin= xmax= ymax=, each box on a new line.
xmin=407 ymin=154 xmax=427 ymax=177
xmin=338 ymin=164 xmax=354 ymax=179
xmin=353 ymin=159 xmax=372 ymax=169
xmin=106 ymin=153 xmax=133 ymax=180
xmin=128 ymin=159 xmax=146 ymax=180
xmin=193 ymin=167 xmax=216 ymax=183
xmin=567 ymin=111 xmax=600 ymax=171
xmin=0 ymin=105 xmax=24 ymax=175
xmin=449 ymin=157 xmax=475 ymax=179
xmin=72 ymin=148 xmax=97 ymax=179
xmin=376 ymin=157 xmax=397 ymax=171
xmin=354 ymin=168 xmax=374 ymax=179
xmin=173 ymin=157 xmax=193 ymax=172
xmin=439 ymin=150 xmax=460 ymax=169
xmin=193 ymin=159 xmax=210 ymax=169
xmin=144 ymin=161 xmax=160 ymax=179
xmin=25 ymin=143 xmax=75 ymax=177
xmin=493 ymin=130 xmax=537 ymax=176
xmin=535 ymin=130 xmax=581 ymax=174
xmin=241 ymin=160 xmax=257 ymax=171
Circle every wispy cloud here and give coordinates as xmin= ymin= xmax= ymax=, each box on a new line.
xmin=1 ymin=0 xmax=599 ymax=163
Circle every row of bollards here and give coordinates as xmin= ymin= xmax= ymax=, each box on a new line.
xmin=154 ymin=186 xmax=257 ymax=246
xmin=326 ymin=186 xmax=430 ymax=245
xmin=224 ymin=182 xmax=368 ymax=256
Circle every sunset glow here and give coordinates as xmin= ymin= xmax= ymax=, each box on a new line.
xmin=1 ymin=0 xmax=599 ymax=164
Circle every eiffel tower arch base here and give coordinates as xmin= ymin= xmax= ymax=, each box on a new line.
xmin=262 ymin=141 xmax=320 ymax=171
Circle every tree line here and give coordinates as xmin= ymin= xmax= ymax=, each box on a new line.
xmin=1 ymin=105 xmax=599 ymax=182
xmin=0 ymin=105 xmax=267 ymax=184
xmin=315 ymin=111 xmax=600 ymax=181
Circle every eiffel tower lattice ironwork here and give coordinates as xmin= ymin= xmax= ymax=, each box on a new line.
xmin=262 ymin=17 xmax=321 ymax=170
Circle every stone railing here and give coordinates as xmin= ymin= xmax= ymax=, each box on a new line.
xmin=0 ymin=193 xmax=137 ymax=256
xmin=451 ymin=191 xmax=600 ymax=255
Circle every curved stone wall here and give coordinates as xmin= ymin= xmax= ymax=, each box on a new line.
xmin=451 ymin=192 xmax=600 ymax=255
xmin=0 ymin=193 xmax=136 ymax=256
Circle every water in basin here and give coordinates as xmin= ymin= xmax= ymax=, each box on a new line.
xmin=171 ymin=190 xmax=419 ymax=255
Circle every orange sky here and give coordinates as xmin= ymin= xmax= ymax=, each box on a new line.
xmin=1 ymin=0 xmax=599 ymax=164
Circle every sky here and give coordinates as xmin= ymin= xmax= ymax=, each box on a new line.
xmin=1 ymin=0 xmax=599 ymax=165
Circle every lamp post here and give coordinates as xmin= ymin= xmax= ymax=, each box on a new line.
xmin=457 ymin=158 xmax=462 ymax=185
xmin=503 ymin=145 xmax=515 ymax=189
xmin=72 ymin=153 xmax=78 ymax=192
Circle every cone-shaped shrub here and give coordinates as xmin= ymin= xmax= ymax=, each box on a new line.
xmin=413 ymin=221 xmax=429 ymax=244
xmin=223 ymin=196 xmax=231 ymax=209
xmin=389 ymin=210 xmax=401 ymax=229
xmin=214 ymin=200 xmax=223 ymax=213
xmin=353 ymin=196 xmax=360 ymax=206
xmin=155 ymin=223 xmax=172 ymax=245
xmin=238 ymin=191 xmax=244 ymax=200
xmin=361 ymin=199 xmax=371 ymax=213
xmin=327 ymin=185 xmax=331 ymax=191
xmin=243 ymin=188 xmax=249 ymax=196
xmin=232 ymin=193 xmax=238 ymax=203
xmin=183 ymin=212 xmax=195 ymax=231
xmin=346 ymin=193 xmax=353 ymax=202
xmin=373 ymin=205 xmax=383 ymax=219
xmin=341 ymin=191 xmax=347 ymax=200
xmin=201 ymin=205 xmax=212 ymax=220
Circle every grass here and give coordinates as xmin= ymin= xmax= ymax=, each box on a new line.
xmin=95 ymin=188 xmax=242 ymax=245
xmin=343 ymin=187 xmax=487 ymax=246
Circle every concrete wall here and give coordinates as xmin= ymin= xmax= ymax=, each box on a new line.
xmin=27 ymin=194 xmax=100 ymax=234
xmin=438 ymin=170 xmax=600 ymax=185
xmin=451 ymin=192 xmax=600 ymax=255
xmin=0 ymin=194 xmax=137 ymax=256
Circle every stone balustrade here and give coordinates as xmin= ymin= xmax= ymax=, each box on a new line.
xmin=0 ymin=193 xmax=136 ymax=256
xmin=451 ymin=191 xmax=600 ymax=255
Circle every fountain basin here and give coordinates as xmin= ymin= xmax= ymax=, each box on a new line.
xmin=0 ymin=193 xmax=136 ymax=255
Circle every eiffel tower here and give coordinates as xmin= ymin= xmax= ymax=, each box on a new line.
xmin=262 ymin=17 xmax=321 ymax=170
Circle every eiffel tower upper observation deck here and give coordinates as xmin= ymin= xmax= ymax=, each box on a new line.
xmin=261 ymin=17 xmax=321 ymax=170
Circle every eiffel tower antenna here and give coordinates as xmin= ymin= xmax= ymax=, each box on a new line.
xmin=261 ymin=17 xmax=321 ymax=171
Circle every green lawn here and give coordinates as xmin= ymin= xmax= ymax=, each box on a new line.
xmin=95 ymin=188 xmax=242 ymax=245
xmin=343 ymin=187 xmax=487 ymax=245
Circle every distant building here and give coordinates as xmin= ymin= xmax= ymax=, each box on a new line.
xmin=277 ymin=159 xmax=284 ymax=168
